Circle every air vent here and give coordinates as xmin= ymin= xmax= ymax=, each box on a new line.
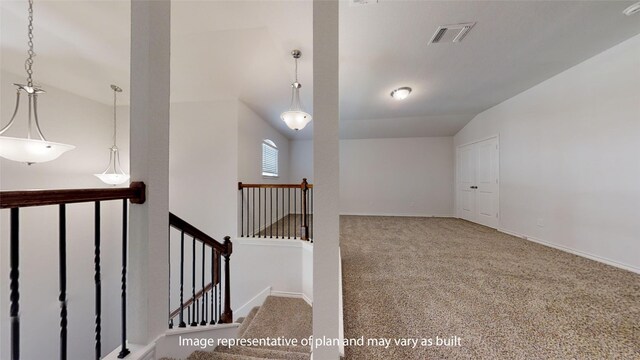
xmin=350 ymin=0 xmax=378 ymax=6
xmin=429 ymin=22 xmax=476 ymax=44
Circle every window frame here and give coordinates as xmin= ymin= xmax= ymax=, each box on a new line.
xmin=261 ymin=139 xmax=279 ymax=178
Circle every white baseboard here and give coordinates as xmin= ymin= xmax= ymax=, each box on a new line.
xmin=339 ymin=212 xmax=454 ymax=218
xmin=498 ymin=228 xmax=640 ymax=274
xmin=235 ymin=286 xmax=271 ymax=318
xmin=270 ymin=290 xmax=313 ymax=307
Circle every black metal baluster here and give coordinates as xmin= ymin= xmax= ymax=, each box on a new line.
xmin=241 ymin=188 xmax=244 ymax=237
xmin=311 ymin=188 xmax=314 ymax=240
xmin=258 ymin=188 xmax=261 ymax=237
xmin=59 ymin=204 xmax=68 ymax=360
xmin=191 ymin=236 xmax=197 ymax=326
xmin=218 ymin=251 xmax=222 ymax=321
xmin=179 ymin=231 xmax=186 ymax=327
xmin=246 ymin=188 xmax=249 ymax=238
xmin=264 ymin=187 xmax=267 ymax=238
xmin=276 ymin=188 xmax=279 ymax=238
xmin=200 ymin=242 xmax=206 ymax=325
xmin=270 ymin=188 xmax=273 ymax=238
xmin=204 ymin=291 xmax=208 ymax=325
xmin=117 ymin=199 xmax=130 ymax=358
xmin=214 ymin=250 xmax=219 ymax=324
xmin=252 ymin=188 xmax=255 ymax=237
xmin=10 ymin=208 xmax=20 ymax=360
xmin=94 ymin=201 xmax=102 ymax=360
xmin=288 ymin=189 xmax=291 ymax=239
xmin=210 ymin=247 xmax=215 ymax=325
xmin=294 ymin=188 xmax=297 ymax=238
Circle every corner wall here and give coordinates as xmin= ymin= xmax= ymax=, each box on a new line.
xmin=454 ymin=33 xmax=640 ymax=273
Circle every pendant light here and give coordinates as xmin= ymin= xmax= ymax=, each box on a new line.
xmin=94 ymin=85 xmax=129 ymax=185
xmin=280 ymin=50 xmax=312 ymax=131
xmin=0 ymin=0 xmax=75 ymax=165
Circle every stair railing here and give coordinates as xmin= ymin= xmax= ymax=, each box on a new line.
xmin=238 ymin=178 xmax=313 ymax=241
xmin=0 ymin=182 xmax=146 ymax=360
xmin=168 ymin=213 xmax=233 ymax=328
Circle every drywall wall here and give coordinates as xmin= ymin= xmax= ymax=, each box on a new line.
xmin=340 ymin=137 xmax=454 ymax=216
xmin=0 ymin=70 xmax=127 ymax=359
xmin=169 ymin=100 xmax=238 ymax=241
xmin=238 ymin=101 xmax=291 ymax=184
xmin=454 ymin=33 xmax=640 ymax=272
xmin=290 ymin=139 xmax=314 ymax=183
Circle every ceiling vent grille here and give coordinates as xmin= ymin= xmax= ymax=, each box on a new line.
xmin=429 ymin=22 xmax=476 ymax=44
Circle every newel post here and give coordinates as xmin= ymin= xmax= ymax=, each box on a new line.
xmin=220 ymin=236 xmax=233 ymax=323
xmin=301 ymin=178 xmax=310 ymax=240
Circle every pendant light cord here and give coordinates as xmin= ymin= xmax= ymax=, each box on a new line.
xmin=294 ymin=57 xmax=298 ymax=83
xmin=25 ymin=0 xmax=35 ymax=88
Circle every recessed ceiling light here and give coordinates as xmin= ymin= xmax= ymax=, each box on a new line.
xmin=623 ymin=2 xmax=640 ymax=16
xmin=390 ymin=87 xmax=412 ymax=100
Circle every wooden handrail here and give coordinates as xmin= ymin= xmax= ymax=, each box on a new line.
xmin=169 ymin=281 xmax=215 ymax=320
xmin=169 ymin=212 xmax=228 ymax=254
xmin=0 ymin=182 xmax=146 ymax=209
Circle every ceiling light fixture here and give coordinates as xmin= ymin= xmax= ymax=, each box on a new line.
xmin=0 ymin=0 xmax=75 ymax=165
xmin=390 ymin=87 xmax=412 ymax=100
xmin=280 ymin=50 xmax=312 ymax=131
xmin=623 ymin=2 xmax=640 ymax=16
xmin=94 ymin=85 xmax=129 ymax=185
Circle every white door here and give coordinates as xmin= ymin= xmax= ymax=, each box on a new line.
xmin=457 ymin=145 xmax=476 ymax=222
xmin=457 ymin=137 xmax=499 ymax=228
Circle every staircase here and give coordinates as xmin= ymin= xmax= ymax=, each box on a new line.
xmin=164 ymin=296 xmax=312 ymax=360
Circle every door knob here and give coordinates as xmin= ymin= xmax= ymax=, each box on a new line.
xmin=470 ymin=186 xmax=478 ymax=189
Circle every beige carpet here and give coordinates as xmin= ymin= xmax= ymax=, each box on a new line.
xmin=340 ymin=216 xmax=640 ymax=359
xmin=186 ymin=296 xmax=312 ymax=359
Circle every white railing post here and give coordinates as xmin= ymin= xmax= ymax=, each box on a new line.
xmin=312 ymin=0 xmax=341 ymax=359
xmin=128 ymin=0 xmax=171 ymax=346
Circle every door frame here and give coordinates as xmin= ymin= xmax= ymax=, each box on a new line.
xmin=455 ymin=134 xmax=500 ymax=228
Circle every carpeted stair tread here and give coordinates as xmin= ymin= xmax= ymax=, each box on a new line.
xmin=240 ymin=296 xmax=311 ymax=353
xmin=236 ymin=306 xmax=260 ymax=338
xmin=187 ymin=350 xmax=266 ymax=360
xmin=215 ymin=345 xmax=311 ymax=359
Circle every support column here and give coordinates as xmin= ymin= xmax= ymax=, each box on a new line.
xmin=312 ymin=1 xmax=340 ymax=359
xmin=128 ymin=0 xmax=171 ymax=345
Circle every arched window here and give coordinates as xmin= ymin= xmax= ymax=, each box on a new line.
xmin=262 ymin=139 xmax=278 ymax=177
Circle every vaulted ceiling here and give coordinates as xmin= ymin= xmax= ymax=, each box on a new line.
xmin=1 ymin=1 xmax=640 ymax=140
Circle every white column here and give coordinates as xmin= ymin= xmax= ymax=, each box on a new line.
xmin=128 ymin=0 xmax=171 ymax=345
xmin=312 ymin=1 xmax=340 ymax=359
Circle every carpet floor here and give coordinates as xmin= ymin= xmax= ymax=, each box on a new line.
xmin=340 ymin=216 xmax=640 ymax=359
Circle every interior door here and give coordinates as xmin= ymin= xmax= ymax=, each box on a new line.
xmin=474 ymin=137 xmax=499 ymax=228
xmin=457 ymin=137 xmax=499 ymax=228
xmin=457 ymin=144 xmax=476 ymax=222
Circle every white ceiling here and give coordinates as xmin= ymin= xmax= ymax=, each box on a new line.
xmin=1 ymin=1 xmax=640 ymax=140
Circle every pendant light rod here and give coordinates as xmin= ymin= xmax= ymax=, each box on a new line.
xmin=111 ymin=84 xmax=122 ymax=147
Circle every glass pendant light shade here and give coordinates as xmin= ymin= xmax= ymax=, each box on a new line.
xmin=94 ymin=146 xmax=129 ymax=185
xmin=281 ymin=83 xmax=312 ymax=131
xmin=0 ymin=136 xmax=75 ymax=164
xmin=281 ymin=50 xmax=312 ymax=131
xmin=95 ymin=84 xmax=129 ymax=186
xmin=0 ymin=1 xmax=75 ymax=165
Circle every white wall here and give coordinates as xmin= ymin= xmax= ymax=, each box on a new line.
xmin=290 ymin=139 xmax=313 ymax=183
xmin=237 ymin=101 xmax=291 ymax=184
xmin=0 ymin=71 xmax=127 ymax=359
xmin=454 ymin=33 xmax=640 ymax=273
xmin=169 ymin=100 xmax=238 ymax=241
xmin=340 ymin=137 xmax=454 ymax=216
